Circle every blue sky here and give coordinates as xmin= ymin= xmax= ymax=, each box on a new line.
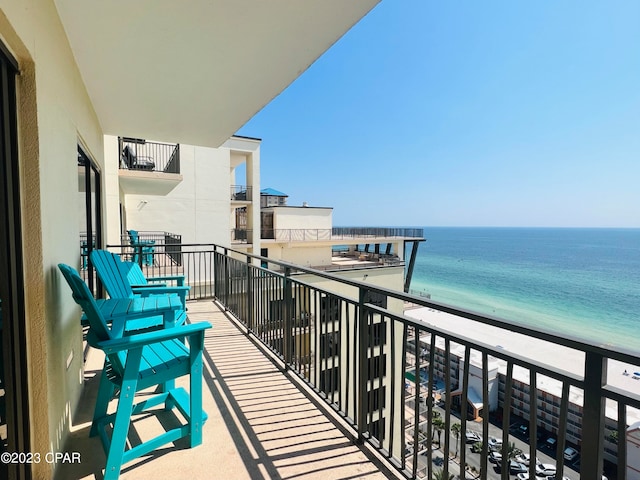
xmin=236 ymin=1 xmax=640 ymax=228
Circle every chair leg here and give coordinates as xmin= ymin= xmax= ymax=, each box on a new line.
xmin=189 ymin=332 xmax=205 ymax=447
xmin=91 ymin=364 xmax=115 ymax=437
xmin=104 ymin=350 xmax=142 ymax=480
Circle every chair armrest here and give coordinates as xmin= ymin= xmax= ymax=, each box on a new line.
xmin=133 ymin=286 xmax=191 ymax=298
xmin=131 ymin=283 xmax=167 ymax=288
xmin=99 ymin=322 xmax=211 ymax=353
xmin=133 ymin=285 xmax=191 ymax=295
xmin=147 ymin=275 xmax=185 ymax=286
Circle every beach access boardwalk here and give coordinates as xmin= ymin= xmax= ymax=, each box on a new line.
xmin=56 ymin=300 xmax=398 ymax=480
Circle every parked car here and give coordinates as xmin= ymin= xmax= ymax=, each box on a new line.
xmin=536 ymin=463 xmax=556 ymax=476
xmin=515 ymin=423 xmax=529 ymax=436
xmin=563 ymin=446 xmax=579 ymax=461
xmin=516 ymin=474 xmax=530 ymax=480
xmin=544 ymin=436 xmax=557 ymax=450
xmin=488 ymin=436 xmax=502 ymax=451
xmin=465 ymin=430 xmax=481 ymax=443
xmin=509 ymin=461 xmax=527 ymax=474
xmin=488 ymin=451 xmax=502 ymax=463
xmin=546 ymin=476 xmax=570 ymax=480
xmin=515 ymin=453 xmax=542 ymax=467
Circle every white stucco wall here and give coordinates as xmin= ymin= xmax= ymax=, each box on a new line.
xmin=295 ymin=266 xmax=405 ymax=315
xmin=269 ymin=244 xmax=332 ymax=268
xmin=118 ymin=136 xmax=261 ymax=250
xmin=271 ymin=206 xmax=333 ymax=230
xmin=122 ymin=144 xmax=231 ymax=245
xmin=0 ymin=2 xmax=105 ymax=477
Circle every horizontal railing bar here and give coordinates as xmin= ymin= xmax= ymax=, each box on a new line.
xmin=603 ymin=384 xmax=640 ymax=409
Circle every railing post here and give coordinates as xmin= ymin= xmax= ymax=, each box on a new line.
xmin=356 ymin=286 xmax=369 ymax=444
xmin=223 ymin=247 xmax=230 ymax=309
xmin=283 ymin=266 xmax=293 ymax=368
xmin=246 ymin=255 xmax=254 ymax=332
xmin=580 ymin=351 xmax=607 ymax=480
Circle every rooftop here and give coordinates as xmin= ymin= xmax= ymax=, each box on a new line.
xmin=261 ymin=188 xmax=289 ymax=197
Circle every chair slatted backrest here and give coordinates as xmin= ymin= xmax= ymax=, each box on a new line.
xmin=58 ymin=264 xmax=112 ymax=344
xmin=121 ymin=261 xmax=148 ymax=285
xmin=91 ymin=250 xmax=134 ymax=298
xmin=127 ymin=229 xmax=140 ymax=244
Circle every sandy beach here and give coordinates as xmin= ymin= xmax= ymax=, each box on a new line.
xmin=404 ymin=305 xmax=640 ymax=425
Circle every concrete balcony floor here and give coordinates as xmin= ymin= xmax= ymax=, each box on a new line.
xmin=56 ymin=300 xmax=397 ymax=480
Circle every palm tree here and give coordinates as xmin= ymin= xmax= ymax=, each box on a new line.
xmin=432 ymin=417 xmax=445 ymax=447
xmin=507 ymin=441 xmax=522 ymax=460
xmin=432 ymin=468 xmax=454 ymax=480
xmin=451 ymin=422 xmax=461 ymax=457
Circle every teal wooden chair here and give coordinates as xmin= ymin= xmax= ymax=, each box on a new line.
xmin=91 ymin=250 xmax=189 ymax=314
xmin=127 ymin=230 xmax=155 ymax=266
xmin=58 ymin=263 xmax=211 ymax=480
xmin=122 ymin=261 xmax=186 ymax=288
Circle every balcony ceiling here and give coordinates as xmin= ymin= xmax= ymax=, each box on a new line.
xmin=54 ymin=0 xmax=379 ymax=147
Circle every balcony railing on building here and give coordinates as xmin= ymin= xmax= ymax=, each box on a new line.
xmin=332 ymin=227 xmax=425 ymax=239
xmin=115 ymin=231 xmax=183 ymax=268
xmin=231 ymin=185 xmax=252 ymax=201
xmin=261 ymin=227 xmax=425 ymax=242
xmin=118 ymin=137 xmax=180 ymax=174
xmin=100 ymin=242 xmax=638 ymax=480
xmin=231 ymin=229 xmax=253 ymax=244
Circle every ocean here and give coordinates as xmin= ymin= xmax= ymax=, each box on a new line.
xmin=406 ymin=227 xmax=640 ymax=350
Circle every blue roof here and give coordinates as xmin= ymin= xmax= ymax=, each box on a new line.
xmin=260 ymin=188 xmax=288 ymax=197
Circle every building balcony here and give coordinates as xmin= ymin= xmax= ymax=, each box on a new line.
xmin=66 ymin=244 xmax=639 ymax=480
xmin=231 ymin=228 xmax=253 ymax=244
xmin=231 ymin=185 xmax=253 ymax=203
xmin=118 ymin=137 xmax=183 ymax=195
xmin=58 ymin=300 xmax=395 ymax=480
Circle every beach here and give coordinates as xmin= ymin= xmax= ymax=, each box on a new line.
xmin=404 ymin=305 xmax=640 ymax=426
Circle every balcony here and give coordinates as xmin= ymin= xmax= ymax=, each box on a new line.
xmin=231 ymin=185 xmax=253 ymax=203
xmin=231 ymin=228 xmax=253 ymax=244
xmin=118 ymin=137 xmax=182 ymax=195
xmin=58 ymin=300 xmax=396 ymax=480
xmin=66 ymin=244 xmax=639 ymax=480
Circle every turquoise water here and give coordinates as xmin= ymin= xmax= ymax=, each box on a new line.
xmin=407 ymin=227 xmax=640 ymax=350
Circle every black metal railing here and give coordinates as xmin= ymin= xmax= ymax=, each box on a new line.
xmin=231 ymin=229 xmax=253 ymax=243
xmin=261 ymin=228 xmax=333 ymax=241
xmin=231 ymin=185 xmax=252 ymax=201
xmin=118 ymin=137 xmax=180 ymax=174
xmin=207 ymin=245 xmax=638 ymax=480
xmin=332 ymin=227 xmax=425 ymax=239
xmin=102 ymin=243 xmax=638 ymax=480
xmin=114 ymin=231 xmax=183 ymax=267
xmin=261 ymin=228 xmax=425 ymax=242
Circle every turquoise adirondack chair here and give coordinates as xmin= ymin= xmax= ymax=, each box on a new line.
xmin=122 ymin=260 xmax=186 ymax=288
xmin=127 ymin=229 xmax=155 ymax=266
xmin=58 ymin=263 xmax=210 ymax=480
xmin=91 ymin=250 xmax=189 ymax=328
